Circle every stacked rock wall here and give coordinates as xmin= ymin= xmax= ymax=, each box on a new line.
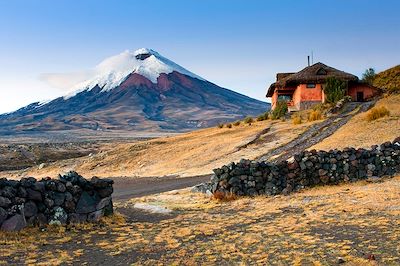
xmin=0 ymin=171 xmax=113 ymax=231
xmin=204 ymin=138 xmax=400 ymax=196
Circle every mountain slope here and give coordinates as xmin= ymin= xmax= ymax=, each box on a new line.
xmin=0 ymin=49 xmax=269 ymax=134
xmin=373 ymin=64 xmax=400 ymax=93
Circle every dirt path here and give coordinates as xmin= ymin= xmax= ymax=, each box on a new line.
xmin=112 ymin=174 xmax=211 ymax=200
xmin=257 ymin=101 xmax=376 ymax=163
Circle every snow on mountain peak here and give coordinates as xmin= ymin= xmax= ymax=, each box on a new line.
xmin=64 ymin=48 xmax=204 ymax=99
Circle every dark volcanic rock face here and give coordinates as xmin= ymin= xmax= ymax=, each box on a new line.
xmin=0 ymin=71 xmax=269 ymax=134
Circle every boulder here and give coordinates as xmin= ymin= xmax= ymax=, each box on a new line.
xmin=49 ymin=207 xmax=68 ymax=225
xmin=23 ymin=201 xmax=38 ymax=218
xmin=0 ymin=207 xmax=7 ymax=225
xmin=26 ymin=188 xmax=42 ymax=201
xmin=96 ymin=197 xmax=112 ymax=211
xmin=1 ymin=214 xmax=26 ymax=231
xmin=1 ymin=186 xmax=16 ymax=198
xmin=0 ymin=196 xmax=11 ymax=208
xmin=52 ymin=192 xmax=66 ymax=206
xmin=68 ymin=213 xmax=87 ymax=224
xmin=91 ymin=176 xmax=114 ymax=189
xmin=97 ymin=187 xmax=113 ymax=198
xmin=87 ymin=209 xmax=104 ymax=222
xmin=76 ymin=191 xmax=99 ymax=214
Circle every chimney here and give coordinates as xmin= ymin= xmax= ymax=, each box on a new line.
xmin=307 ymin=56 xmax=310 ymax=67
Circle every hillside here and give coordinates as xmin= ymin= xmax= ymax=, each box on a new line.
xmin=0 ymin=49 xmax=268 ymax=134
xmin=373 ymin=65 xmax=400 ymax=93
xmin=312 ymin=94 xmax=400 ymax=150
xmin=5 ymin=119 xmax=316 ymax=179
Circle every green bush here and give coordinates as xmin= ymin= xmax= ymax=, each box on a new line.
xmin=257 ymin=112 xmax=269 ymax=121
xmin=244 ymin=117 xmax=254 ymax=124
xmin=323 ymin=77 xmax=347 ymax=104
xmin=217 ymin=123 xmax=224 ymax=129
xmin=233 ymin=121 xmax=241 ymax=126
xmin=270 ymin=100 xmax=288 ymax=120
xmin=226 ymin=123 xmax=232 ymax=128
xmin=362 ymin=68 xmax=376 ymax=85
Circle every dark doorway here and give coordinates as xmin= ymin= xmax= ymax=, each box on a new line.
xmin=356 ymin=92 xmax=364 ymax=102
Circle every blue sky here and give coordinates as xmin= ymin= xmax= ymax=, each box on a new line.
xmin=0 ymin=0 xmax=399 ymax=113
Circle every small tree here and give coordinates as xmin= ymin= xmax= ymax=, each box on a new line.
xmin=270 ymin=100 xmax=288 ymax=120
xmin=323 ymin=77 xmax=347 ymax=104
xmin=362 ymin=68 xmax=376 ymax=85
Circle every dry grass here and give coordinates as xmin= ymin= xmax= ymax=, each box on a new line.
xmin=292 ymin=115 xmax=302 ymax=125
xmin=5 ymin=119 xmax=314 ymax=179
xmin=312 ymin=94 xmax=400 ymax=150
xmin=2 ymin=176 xmax=400 ymax=264
xmin=212 ymin=191 xmax=238 ymax=202
xmin=308 ymin=109 xmax=323 ymax=122
xmin=366 ymin=106 xmax=390 ymax=121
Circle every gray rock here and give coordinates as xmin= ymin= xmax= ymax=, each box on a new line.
xmin=52 ymin=192 xmax=65 ymax=206
xmin=44 ymin=198 xmax=54 ymax=208
xmin=1 ymin=186 xmax=16 ymax=198
xmin=0 ymin=196 xmax=11 ymax=208
xmin=97 ymin=187 xmax=113 ymax=198
xmin=87 ymin=209 xmax=104 ymax=222
xmin=23 ymin=201 xmax=38 ymax=218
xmin=26 ymin=188 xmax=42 ymax=201
xmin=91 ymin=176 xmax=113 ymax=189
xmin=68 ymin=213 xmax=87 ymax=224
xmin=64 ymin=200 xmax=76 ymax=213
xmin=96 ymin=197 xmax=111 ymax=211
xmin=0 ymin=207 xmax=7 ymax=225
xmin=76 ymin=191 xmax=99 ymax=214
xmin=1 ymin=214 xmax=26 ymax=231
xmin=56 ymin=182 xmax=66 ymax=193
xmin=49 ymin=207 xmax=68 ymax=225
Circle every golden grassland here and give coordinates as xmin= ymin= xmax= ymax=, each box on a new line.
xmin=2 ymin=175 xmax=400 ymax=265
xmin=5 ymin=119 xmax=315 ymax=179
xmin=312 ymin=94 xmax=400 ymax=151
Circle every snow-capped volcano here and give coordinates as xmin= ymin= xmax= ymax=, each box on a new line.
xmin=65 ymin=48 xmax=204 ymax=98
xmin=0 ymin=49 xmax=269 ymax=134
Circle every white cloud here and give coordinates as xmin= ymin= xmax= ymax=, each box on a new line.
xmin=39 ymin=70 xmax=94 ymax=91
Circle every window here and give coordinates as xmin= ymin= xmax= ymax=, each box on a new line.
xmin=306 ymin=83 xmax=316 ymax=88
xmin=278 ymin=95 xmax=292 ymax=101
xmin=316 ymin=68 xmax=327 ymax=75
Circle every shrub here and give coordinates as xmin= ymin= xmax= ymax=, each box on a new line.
xmin=292 ymin=116 xmax=302 ymax=125
xmin=323 ymin=77 xmax=347 ymax=104
xmin=257 ymin=112 xmax=268 ymax=121
xmin=366 ymin=106 xmax=390 ymax=121
xmin=270 ymin=100 xmax=288 ymax=120
xmin=362 ymin=68 xmax=376 ymax=85
xmin=217 ymin=123 xmax=224 ymax=129
xmin=308 ymin=110 xmax=323 ymax=122
xmin=226 ymin=123 xmax=232 ymax=128
xmin=212 ymin=191 xmax=238 ymax=202
xmin=312 ymin=103 xmax=326 ymax=112
xmin=233 ymin=121 xmax=241 ymax=126
xmin=244 ymin=117 xmax=254 ymax=124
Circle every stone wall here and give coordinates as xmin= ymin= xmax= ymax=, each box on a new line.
xmin=195 ymin=138 xmax=400 ymax=196
xmin=0 ymin=171 xmax=114 ymax=231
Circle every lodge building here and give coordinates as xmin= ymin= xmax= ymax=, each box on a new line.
xmin=266 ymin=62 xmax=379 ymax=111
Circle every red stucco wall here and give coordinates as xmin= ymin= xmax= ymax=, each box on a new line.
xmin=347 ymin=84 xmax=379 ymax=101
xmin=292 ymin=84 xmax=323 ymax=109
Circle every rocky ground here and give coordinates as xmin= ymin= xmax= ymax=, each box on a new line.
xmin=1 ymin=175 xmax=400 ymax=265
